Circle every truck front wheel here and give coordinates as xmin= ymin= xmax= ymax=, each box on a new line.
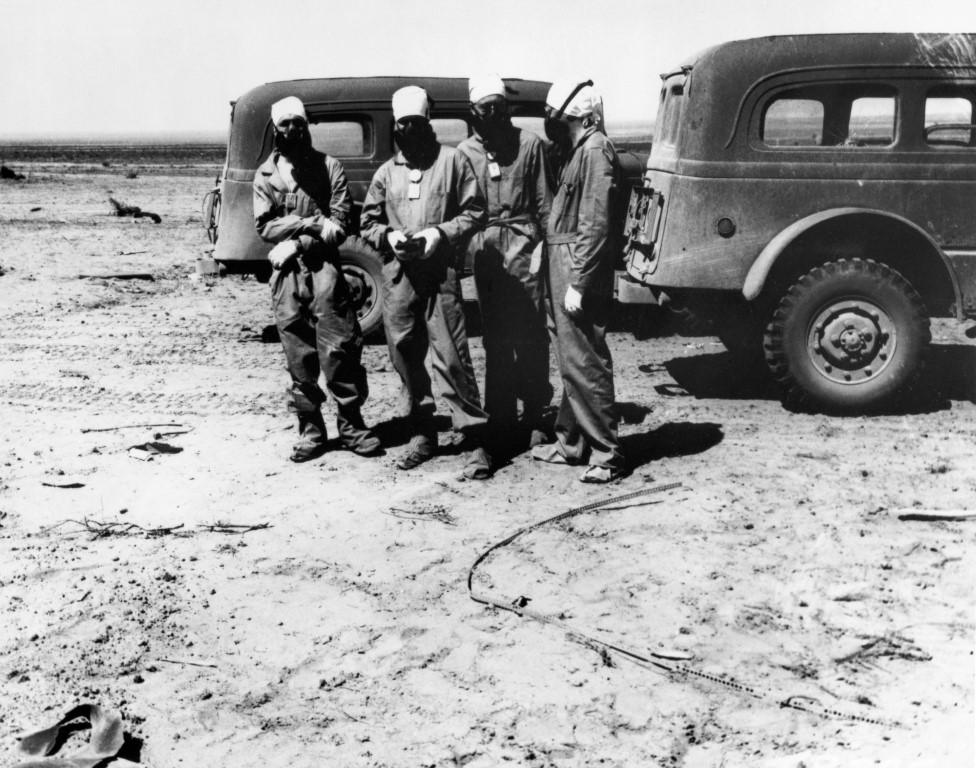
xmin=764 ymin=258 xmax=930 ymax=413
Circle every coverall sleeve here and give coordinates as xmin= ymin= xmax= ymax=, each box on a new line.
xmin=324 ymin=156 xmax=351 ymax=245
xmin=437 ymin=153 xmax=487 ymax=245
xmin=359 ymin=166 xmax=391 ymax=252
xmin=530 ymin=138 xmax=553 ymax=236
xmin=570 ymin=145 xmax=616 ymax=294
xmin=253 ymin=175 xmax=306 ymax=244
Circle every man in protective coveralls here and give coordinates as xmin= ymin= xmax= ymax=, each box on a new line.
xmin=253 ymin=96 xmax=382 ymax=463
xmin=360 ymin=85 xmax=492 ymax=479
xmin=458 ymin=74 xmax=553 ymax=453
xmin=532 ymin=80 xmax=626 ymax=483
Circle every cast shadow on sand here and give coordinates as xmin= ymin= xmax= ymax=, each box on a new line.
xmin=620 ymin=421 xmax=724 ymax=468
xmin=656 ymin=344 xmax=976 ymax=415
xmin=369 ymin=403 xmax=722 ymax=474
xmin=656 ymin=352 xmax=780 ymax=401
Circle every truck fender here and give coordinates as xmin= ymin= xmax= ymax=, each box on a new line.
xmin=741 ymin=207 xmax=961 ymax=313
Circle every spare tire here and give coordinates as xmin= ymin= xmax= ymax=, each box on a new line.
xmin=339 ymin=237 xmax=385 ymax=338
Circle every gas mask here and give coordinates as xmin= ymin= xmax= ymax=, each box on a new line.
xmin=544 ymin=79 xmax=594 ymax=152
xmin=471 ymin=98 xmax=510 ymax=146
xmin=274 ymin=119 xmax=312 ymax=158
xmin=394 ymin=118 xmax=435 ymax=163
xmin=543 ymin=113 xmax=571 ymax=149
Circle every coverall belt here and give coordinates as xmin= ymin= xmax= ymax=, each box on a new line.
xmin=488 ymin=215 xmax=534 ymax=228
xmin=547 ymin=233 xmax=577 ymax=245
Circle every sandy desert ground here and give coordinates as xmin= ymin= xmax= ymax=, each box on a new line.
xmin=0 ymin=163 xmax=974 ymax=767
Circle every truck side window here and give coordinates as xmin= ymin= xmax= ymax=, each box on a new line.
xmin=762 ymin=85 xmax=896 ymax=148
xmin=308 ymin=120 xmax=370 ymax=157
xmin=925 ymin=93 xmax=975 ymax=147
xmin=847 ymin=97 xmax=896 ymax=146
xmin=762 ymin=99 xmax=824 ymax=146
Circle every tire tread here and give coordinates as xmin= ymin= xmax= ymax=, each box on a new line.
xmin=763 ymin=258 xmax=930 ymax=413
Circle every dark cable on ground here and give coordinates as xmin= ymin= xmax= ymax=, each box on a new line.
xmin=466 ymin=481 xmax=900 ymax=728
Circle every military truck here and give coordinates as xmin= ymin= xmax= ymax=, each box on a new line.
xmin=204 ymin=76 xmax=650 ymax=336
xmin=620 ymin=33 xmax=976 ymax=412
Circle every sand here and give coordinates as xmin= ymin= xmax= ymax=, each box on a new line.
xmin=0 ymin=168 xmax=973 ymax=767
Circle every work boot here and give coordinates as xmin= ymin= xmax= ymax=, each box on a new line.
xmin=396 ymin=433 xmax=436 ymax=470
xmin=460 ymin=445 xmax=492 ymax=480
xmin=457 ymin=432 xmax=492 ymax=480
xmin=291 ymin=411 xmax=327 ymax=463
xmin=530 ymin=443 xmax=581 ymax=466
xmin=579 ymin=464 xmax=626 ymax=484
xmin=521 ymin=409 xmax=550 ymax=449
xmin=337 ymin=410 xmax=383 ymax=457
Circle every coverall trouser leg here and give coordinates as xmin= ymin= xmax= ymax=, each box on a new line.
xmin=545 ymin=244 xmax=624 ymax=470
xmin=473 ymin=228 xmax=551 ymax=432
xmin=382 ymin=257 xmax=488 ymax=441
xmin=272 ymin=258 xmax=372 ymax=449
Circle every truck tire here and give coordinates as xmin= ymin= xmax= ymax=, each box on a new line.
xmin=764 ymin=258 xmax=929 ymax=413
xmin=339 ymin=237 xmax=385 ymax=338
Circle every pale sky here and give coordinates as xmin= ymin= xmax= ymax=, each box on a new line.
xmin=2 ymin=0 xmax=974 ymax=137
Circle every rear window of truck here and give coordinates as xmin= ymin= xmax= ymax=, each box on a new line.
xmin=308 ymin=119 xmax=371 ymax=157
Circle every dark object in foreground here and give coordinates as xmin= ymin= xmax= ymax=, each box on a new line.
xmin=15 ymin=703 xmax=132 ymax=768
xmin=108 ymin=196 xmax=161 ymax=223
xmin=128 ymin=441 xmax=183 ymax=461
xmin=1 ymin=164 xmax=25 ymax=180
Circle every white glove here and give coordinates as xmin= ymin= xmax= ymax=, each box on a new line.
xmin=416 ymin=227 xmax=442 ymax=259
xmin=319 ymin=219 xmax=341 ymax=244
xmin=304 ymin=216 xmax=341 ymax=245
xmin=564 ymin=285 xmax=583 ymax=317
xmin=268 ymin=239 xmax=299 ymax=269
xmin=386 ymin=229 xmax=408 ymax=253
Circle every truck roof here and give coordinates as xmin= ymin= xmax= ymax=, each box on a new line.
xmin=225 ymin=77 xmax=553 ymax=168
xmin=232 ymin=76 xmax=552 ymax=112
xmin=678 ymin=33 xmax=976 ymax=80
xmin=662 ymin=33 xmax=976 ymax=161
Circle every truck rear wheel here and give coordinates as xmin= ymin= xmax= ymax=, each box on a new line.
xmin=339 ymin=237 xmax=384 ymax=338
xmin=764 ymin=258 xmax=930 ymax=413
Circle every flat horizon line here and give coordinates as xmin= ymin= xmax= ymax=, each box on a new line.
xmin=0 ymin=119 xmax=655 ymax=145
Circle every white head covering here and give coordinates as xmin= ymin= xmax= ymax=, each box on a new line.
xmin=545 ymin=80 xmax=603 ymax=120
xmin=469 ymin=74 xmax=506 ymax=104
xmin=392 ymin=86 xmax=431 ymax=121
xmin=271 ymin=96 xmax=307 ymax=127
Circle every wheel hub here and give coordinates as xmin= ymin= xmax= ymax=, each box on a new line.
xmin=809 ymin=300 xmax=896 ymax=384
xmin=341 ymin=265 xmax=376 ymax=321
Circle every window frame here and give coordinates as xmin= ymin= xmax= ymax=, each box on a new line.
xmin=305 ymin=114 xmax=373 ymax=158
xmin=923 ymin=87 xmax=976 ymax=149
xmin=754 ymin=80 xmax=902 ymax=152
